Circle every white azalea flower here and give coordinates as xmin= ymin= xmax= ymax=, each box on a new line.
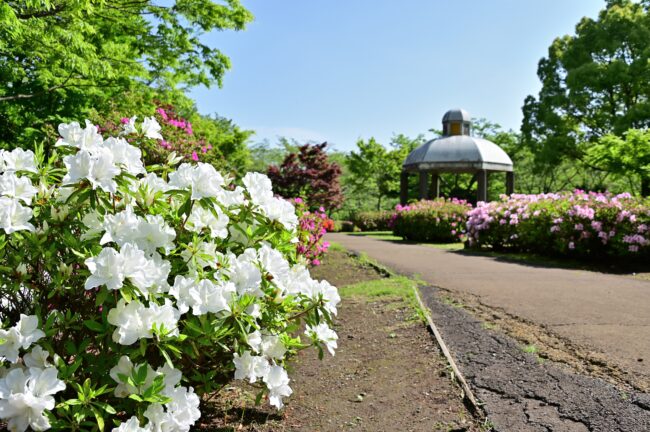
xmin=306 ymin=323 xmax=338 ymax=356
xmin=216 ymin=186 xmax=247 ymax=207
xmin=189 ymin=163 xmax=225 ymax=200
xmin=80 ymin=210 xmax=104 ymax=240
xmin=56 ymin=121 xmax=84 ymax=147
xmin=107 ymin=300 xmax=147 ymax=346
xmin=112 ymin=416 xmax=149 ymax=432
xmin=141 ymin=116 xmax=163 ymax=140
xmin=144 ymin=386 xmax=201 ymax=432
xmin=0 ymin=315 xmax=45 ymax=363
xmin=133 ymin=215 xmax=176 ymax=254
xmin=0 ymin=172 xmax=38 ymax=204
xmin=121 ymin=115 xmax=138 ymax=135
xmin=0 ymin=197 xmax=34 ymax=234
xmin=169 ymin=275 xmax=196 ymax=315
xmin=84 ymin=247 xmax=125 ymax=291
xmin=23 ymin=346 xmax=50 ymax=368
xmin=134 ymin=173 xmax=169 ymax=206
xmin=247 ymin=330 xmax=262 ymax=353
xmin=109 ymin=356 xmax=135 ymax=397
xmin=227 ymin=253 xmax=263 ymax=297
xmin=242 ymin=172 xmax=273 ymax=205
xmin=233 ymin=351 xmax=270 ymax=383
xmin=181 ymin=241 xmax=220 ymax=271
xmin=260 ymin=334 xmax=287 ymax=360
xmin=107 ymin=299 xmax=180 ymax=345
xmin=262 ymin=197 xmax=298 ymax=230
xmin=187 ymin=280 xmax=234 ymax=316
xmin=0 ymin=366 xmax=65 ymax=432
xmin=186 ymin=205 xmax=229 ymax=239
xmin=2 ymin=148 xmax=37 ymax=173
xmin=119 ymin=243 xmax=170 ymax=295
xmin=62 ymin=147 xmax=120 ymax=193
xmin=263 ymin=365 xmax=292 ymax=409
xmin=102 ymin=137 xmax=145 ymax=175
xmin=309 ymin=279 xmax=341 ymax=316
xmin=101 ymin=207 xmax=140 ymax=246
xmin=147 ymin=299 xmax=181 ymax=338
xmin=168 ymin=163 xmax=194 ymax=190
xmin=246 ymin=303 xmax=262 ymax=319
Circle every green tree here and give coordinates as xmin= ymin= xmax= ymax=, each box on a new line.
xmin=0 ymin=0 xmax=253 ymax=148
xmin=346 ymin=135 xmax=423 ymax=211
xmin=586 ymin=129 xmax=650 ymax=194
xmin=521 ymin=0 xmax=650 ymax=193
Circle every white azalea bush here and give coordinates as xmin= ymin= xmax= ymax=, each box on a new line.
xmin=0 ymin=118 xmax=340 ymax=431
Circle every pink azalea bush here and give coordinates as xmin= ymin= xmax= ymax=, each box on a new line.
xmin=293 ymin=198 xmax=331 ymax=266
xmin=391 ymin=198 xmax=471 ymax=242
xmin=466 ymin=191 xmax=650 ymax=259
xmin=97 ymin=105 xmax=215 ymax=167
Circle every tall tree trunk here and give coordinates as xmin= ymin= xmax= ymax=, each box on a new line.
xmin=642 ymin=177 xmax=650 ymax=197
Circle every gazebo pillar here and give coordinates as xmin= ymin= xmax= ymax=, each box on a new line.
xmin=400 ymin=171 xmax=409 ymax=205
xmin=418 ymin=171 xmax=429 ymax=199
xmin=477 ymin=170 xmax=488 ymax=202
xmin=429 ymin=173 xmax=440 ymax=199
xmin=506 ymin=172 xmax=515 ymax=195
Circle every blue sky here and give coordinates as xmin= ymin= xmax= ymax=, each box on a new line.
xmin=190 ymin=0 xmax=605 ymax=152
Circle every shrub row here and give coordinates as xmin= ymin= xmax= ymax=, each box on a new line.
xmin=466 ymin=191 xmax=650 ymax=259
xmin=391 ymin=199 xmax=471 ymax=242
xmin=350 ymin=210 xmax=394 ymax=231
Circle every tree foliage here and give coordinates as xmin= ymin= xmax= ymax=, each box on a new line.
xmin=267 ymin=143 xmax=344 ymax=210
xmin=521 ymin=0 xmax=650 ymax=193
xmin=345 ymin=135 xmax=423 ymax=211
xmin=586 ymin=129 xmax=650 ymax=194
xmin=0 ymin=0 xmax=253 ymax=148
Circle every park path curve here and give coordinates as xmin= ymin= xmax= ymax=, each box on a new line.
xmin=327 ymin=233 xmax=650 ymax=387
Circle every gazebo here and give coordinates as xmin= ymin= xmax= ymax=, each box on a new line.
xmin=400 ymin=109 xmax=514 ymax=204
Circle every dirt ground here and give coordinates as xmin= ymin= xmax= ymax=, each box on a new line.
xmin=199 ymin=249 xmax=483 ymax=431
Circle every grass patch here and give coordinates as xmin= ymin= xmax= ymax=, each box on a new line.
xmin=349 ymin=231 xmax=402 ymax=241
xmin=340 ymin=276 xmax=427 ymax=323
xmin=420 ymin=242 xmax=464 ymax=251
xmin=327 ymin=241 xmax=347 ymax=252
xmin=521 ymin=344 xmax=538 ymax=354
xmin=347 ymin=231 xmax=465 ymax=250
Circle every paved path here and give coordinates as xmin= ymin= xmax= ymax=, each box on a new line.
xmin=327 ymin=233 xmax=650 ymax=386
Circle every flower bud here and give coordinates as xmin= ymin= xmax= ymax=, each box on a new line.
xmin=58 ymin=263 xmax=73 ymax=278
xmin=16 ymin=263 xmax=28 ymax=276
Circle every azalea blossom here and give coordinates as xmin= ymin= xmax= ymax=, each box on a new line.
xmin=263 ymin=365 xmax=292 ymax=409
xmin=0 ymin=366 xmax=66 ymax=432
xmin=0 ymin=315 xmax=45 ymax=363
xmin=306 ymin=323 xmax=338 ymax=355
xmin=141 ymin=116 xmax=163 ymax=140
xmin=0 ymin=172 xmax=38 ymax=205
xmin=233 ymin=351 xmax=270 ymax=383
xmin=112 ymin=416 xmax=149 ymax=432
xmin=0 ymin=197 xmax=34 ymax=234
xmin=1 ymin=148 xmax=38 ymax=173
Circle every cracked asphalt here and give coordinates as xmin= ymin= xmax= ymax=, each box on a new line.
xmin=421 ymin=285 xmax=650 ymax=431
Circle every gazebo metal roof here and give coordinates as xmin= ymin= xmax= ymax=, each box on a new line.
xmin=403 ymin=135 xmax=513 ymax=173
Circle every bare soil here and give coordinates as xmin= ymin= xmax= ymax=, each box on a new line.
xmin=198 ymin=249 xmax=483 ymax=431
